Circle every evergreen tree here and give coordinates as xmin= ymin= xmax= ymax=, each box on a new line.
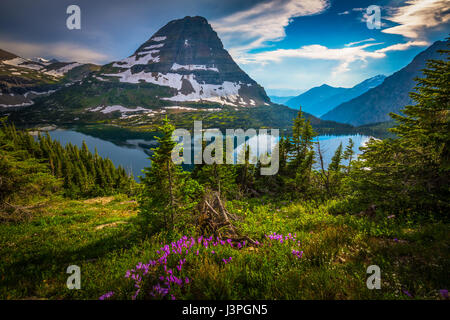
xmin=139 ymin=117 xmax=184 ymax=232
xmin=348 ymin=47 xmax=449 ymax=217
xmin=328 ymin=143 xmax=343 ymax=172
xmin=287 ymin=109 xmax=317 ymax=196
xmin=343 ymin=138 xmax=355 ymax=173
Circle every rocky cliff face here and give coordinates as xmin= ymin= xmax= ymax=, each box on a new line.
xmin=99 ymin=16 xmax=270 ymax=107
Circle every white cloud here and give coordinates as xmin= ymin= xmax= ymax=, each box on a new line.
xmin=375 ymin=40 xmax=429 ymax=53
xmin=338 ymin=11 xmax=350 ymax=15
xmin=345 ymin=38 xmax=376 ymax=47
xmin=237 ymin=37 xmax=429 ymax=76
xmin=212 ymin=0 xmax=329 ymax=58
xmin=382 ymin=0 xmax=450 ymax=39
xmin=238 ymin=42 xmax=386 ymax=76
xmin=0 ymin=40 xmax=109 ymax=64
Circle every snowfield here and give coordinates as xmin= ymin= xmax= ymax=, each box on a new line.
xmin=164 ymin=106 xmax=197 ymax=111
xmin=142 ymin=43 xmax=165 ymax=50
xmin=152 ymin=36 xmax=167 ymax=42
xmin=89 ymin=105 xmax=150 ymax=114
xmin=0 ymin=101 xmax=34 ymax=108
xmin=102 ymin=69 xmax=247 ymax=106
xmin=112 ymin=50 xmax=160 ymax=68
xmin=171 ymin=63 xmax=219 ymax=72
xmin=23 ymin=89 xmax=58 ymax=98
xmin=45 ymin=63 xmax=82 ymax=77
xmin=3 ymin=57 xmax=43 ymax=71
xmin=2 ymin=58 xmax=83 ymax=78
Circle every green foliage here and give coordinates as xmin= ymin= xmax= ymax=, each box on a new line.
xmin=139 ymin=117 xmax=203 ymax=234
xmin=0 ymin=120 xmax=135 ymax=201
xmin=346 ymin=48 xmax=450 ymax=218
xmin=2 ymin=195 xmax=448 ymax=300
xmin=0 ymin=138 xmax=61 ymax=220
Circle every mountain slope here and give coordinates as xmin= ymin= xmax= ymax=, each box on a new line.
xmin=285 ymin=75 xmax=386 ymax=116
xmin=285 ymin=84 xmax=346 ymax=114
xmin=315 ymin=75 xmax=386 ymax=115
xmin=0 ymin=48 xmax=96 ymax=108
xmin=269 ymin=95 xmax=296 ymax=104
xmin=321 ymin=40 xmax=448 ymax=125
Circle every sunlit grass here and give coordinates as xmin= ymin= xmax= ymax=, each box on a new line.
xmin=0 ymin=195 xmax=448 ymax=300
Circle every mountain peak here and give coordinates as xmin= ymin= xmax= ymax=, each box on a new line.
xmin=98 ymin=16 xmax=270 ymax=107
xmin=180 ymin=15 xmax=209 ymax=22
xmin=284 ymin=74 xmax=387 ymax=116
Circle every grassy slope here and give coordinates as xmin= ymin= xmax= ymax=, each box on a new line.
xmin=1 ymin=195 xmax=448 ymax=300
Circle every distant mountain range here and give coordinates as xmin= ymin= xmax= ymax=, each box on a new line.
xmin=269 ymin=95 xmax=296 ymax=105
xmin=321 ymin=40 xmax=448 ymax=126
xmin=283 ymin=74 xmax=386 ymax=116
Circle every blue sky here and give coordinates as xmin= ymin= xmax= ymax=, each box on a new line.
xmin=0 ymin=0 xmax=448 ymax=96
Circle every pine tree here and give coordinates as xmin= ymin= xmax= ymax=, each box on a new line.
xmin=287 ymin=109 xmax=317 ymax=196
xmin=343 ymin=138 xmax=355 ymax=173
xmin=328 ymin=143 xmax=343 ymax=172
xmin=348 ymin=46 xmax=450 ymax=216
xmin=139 ymin=117 xmax=184 ymax=232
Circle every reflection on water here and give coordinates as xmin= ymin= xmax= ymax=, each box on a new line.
xmin=234 ymin=134 xmax=372 ymax=169
xmin=47 ymin=129 xmax=154 ymax=180
xmin=313 ymin=134 xmax=372 ymax=169
xmin=46 ymin=129 xmax=372 ymax=180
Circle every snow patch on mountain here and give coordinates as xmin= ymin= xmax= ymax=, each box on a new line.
xmin=143 ymin=43 xmax=165 ymax=50
xmin=23 ymin=89 xmax=58 ymax=98
xmin=152 ymin=36 xmax=167 ymax=42
xmin=113 ymin=50 xmax=160 ymax=68
xmin=164 ymin=106 xmax=197 ymax=110
xmin=171 ymin=63 xmax=219 ymax=72
xmin=102 ymin=68 xmax=246 ymax=106
xmin=88 ymin=105 xmax=150 ymax=114
xmin=0 ymin=101 xmax=34 ymax=108
xmin=45 ymin=63 xmax=82 ymax=77
xmin=3 ymin=57 xmax=43 ymax=71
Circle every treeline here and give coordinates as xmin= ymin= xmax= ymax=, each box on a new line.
xmin=0 ymin=121 xmax=136 ymax=206
xmin=139 ymin=47 xmax=449 ymax=233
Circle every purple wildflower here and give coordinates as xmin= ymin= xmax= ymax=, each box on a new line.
xmin=99 ymin=291 xmax=114 ymax=300
xmin=402 ymin=289 xmax=413 ymax=298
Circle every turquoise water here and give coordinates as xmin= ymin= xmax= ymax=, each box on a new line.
xmin=47 ymin=129 xmax=371 ymax=180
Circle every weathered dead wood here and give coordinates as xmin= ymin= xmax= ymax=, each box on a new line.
xmin=196 ymin=190 xmax=257 ymax=245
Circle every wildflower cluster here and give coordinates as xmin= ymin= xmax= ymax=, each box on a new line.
xmin=100 ymin=232 xmax=303 ymax=300
xmin=111 ymin=235 xmax=247 ymax=300
xmin=265 ymin=232 xmax=303 ymax=259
